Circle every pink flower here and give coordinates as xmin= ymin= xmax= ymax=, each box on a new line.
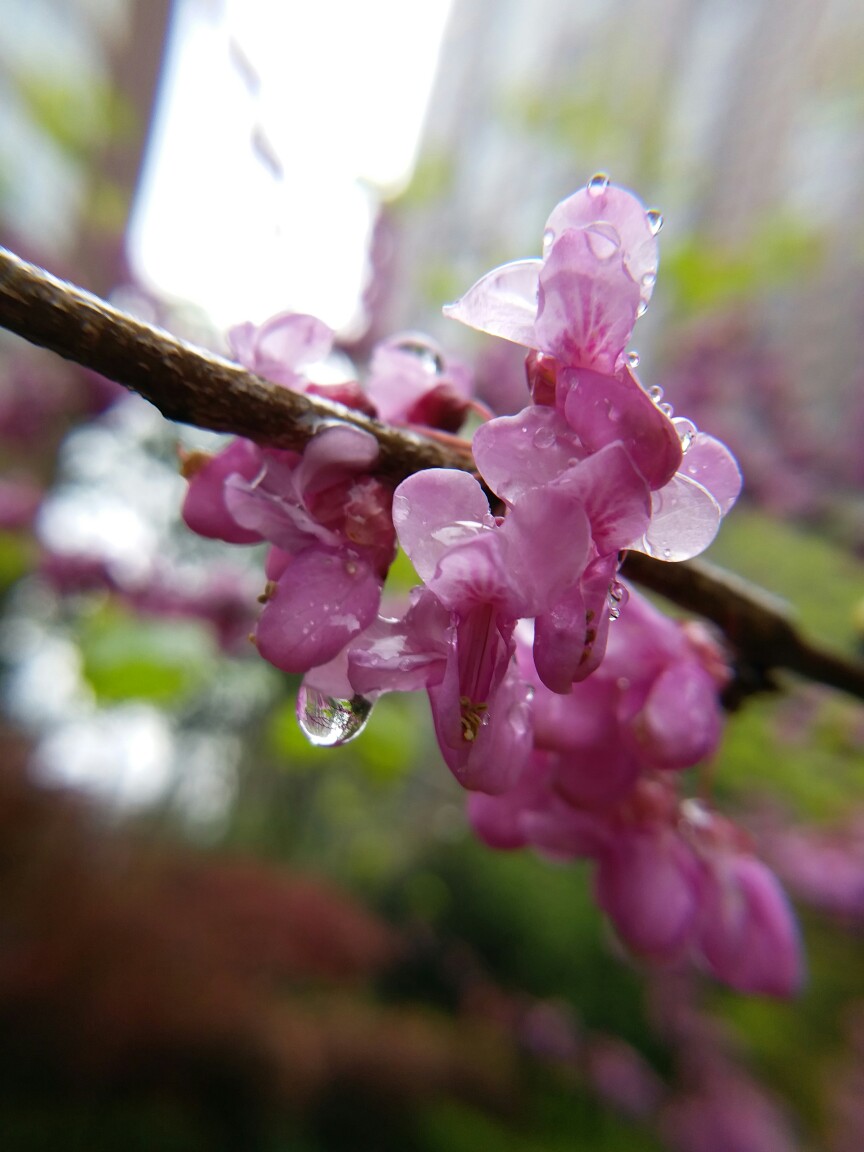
xmin=229 ymin=311 xmax=334 ymax=388
xmin=443 ymin=177 xmax=659 ymax=372
xmin=184 ymin=425 xmax=395 ymax=676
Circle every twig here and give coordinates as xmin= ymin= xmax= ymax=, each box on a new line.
xmin=2 ymin=244 xmax=863 ymax=704
xmin=621 ymin=552 xmax=864 ymax=704
xmin=0 ymin=246 xmax=472 ymax=484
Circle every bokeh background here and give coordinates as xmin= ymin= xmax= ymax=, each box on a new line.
xmin=2 ymin=1 xmax=864 ymax=1149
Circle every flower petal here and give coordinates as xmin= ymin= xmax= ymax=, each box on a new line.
xmin=443 ymin=259 xmax=542 ymax=346
xmin=544 ymin=183 xmax=659 ymax=307
xmin=392 ymin=469 xmax=494 ymax=582
xmin=535 ymin=229 xmax=641 ymax=373
xmin=254 ymin=548 xmax=381 ymax=674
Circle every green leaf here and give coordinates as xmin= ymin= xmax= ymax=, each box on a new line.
xmin=78 ymin=606 xmax=215 ymax=703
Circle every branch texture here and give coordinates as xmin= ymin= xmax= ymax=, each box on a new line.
xmin=2 ymin=244 xmax=863 ymax=703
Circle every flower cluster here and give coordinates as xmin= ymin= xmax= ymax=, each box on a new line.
xmin=180 ymin=177 xmax=802 ymax=994
xmin=181 ymin=316 xmax=472 ymax=674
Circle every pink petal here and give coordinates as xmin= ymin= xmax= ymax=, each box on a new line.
xmin=596 ymin=829 xmax=702 ymax=959
xmin=472 ymin=406 xmax=585 ymax=503
xmin=443 ymin=259 xmax=542 ymax=346
xmin=392 ymin=469 xmax=494 ymax=582
xmin=677 ymin=432 xmax=742 ymax=514
xmin=348 ymin=589 xmax=452 ymax=696
xmin=556 ymin=442 xmax=651 ymax=555
xmin=698 ymin=854 xmax=804 ymax=997
xmin=502 ymin=486 xmax=592 ymax=615
xmin=625 ymin=660 xmax=723 ymax=770
xmin=182 ymin=438 xmax=265 ymax=544
xmin=535 ymin=229 xmax=641 ymax=373
xmin=229 ymin=311 xmax=333 ymax=386
xmin=295 ymin=425 xmax=380 ymax=496
xmin=561 ymin=364 xmax=682 ymax=490
xmin=630 ymin=474 xmax=722 ymax=561
xmin=254 ymin=547 xmax=381 ymax=674
xmin=544 ymin=183 xmax=659 ymax=307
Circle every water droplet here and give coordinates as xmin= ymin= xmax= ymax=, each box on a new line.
xmin=393 ymin=336 xmax=445 ymax=375
xmin=659 ymin=402 xmax=674 ymax=417
xmin=587 ymin=172 xmax=610 ymax=197
xmin=636 ymin=301 xmax=648 ymax=318
xmin=607 ymin=579 xmax=629 ymax=620
xmin=297 ymin=687 xmax=373 ymax=747
xmin=542 ymin=227 xmax=555 ymax=255
xmin=672 ymin=417 xmax=698 ymax=453
xmin=626 ymin=350 xmax=640 ymax=368
xmin=648 ymin=385 xmax=664 ymax=402
xmin=532 ymin=425 xmax=557 ymax=449
xmin=646 ymin=209 xmax=663 ymax=235
xmin=641 ymin=272 xmax=656 ymax=289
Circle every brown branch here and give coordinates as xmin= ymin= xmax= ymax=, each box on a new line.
xmin=0 ymin=246 xmax=472 ymax=485
xmin=2 ymin=244 xmax=863 ymax=704
xmin=621 ymin=552 xmax=864 ymax=704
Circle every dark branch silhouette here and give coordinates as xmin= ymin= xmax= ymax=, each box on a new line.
xmin=2 ymin=244 xmax=863 ymax=704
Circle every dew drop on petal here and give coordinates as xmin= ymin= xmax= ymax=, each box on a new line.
xmin=641 ymin=272 xmax=657 ymax=290
xmin=393 ymin=336 xmax=445 ymax=376
xmin=626 ymin=350 xmax=640 ymax=368
xmin=542 ymin=228 xmax=555 ymax=255
xmin=646 ymin=209 xmax=664 ymax=235
xmin=636 ymin=300 xmax=648 ymax=318
xmin=587 ymin=171 xmax=610 ymax=197
xmin=297 ymin=687 xmax=373 ymax=747
xmin=672 ymin=416 xmax=698 ymax=453
xmin=659 ymin=402 xmax=674 ymax=417
xmin=648 ymin=385 xmax=664 ymax=403
xmin=533 ymin=424 xmax=557 ymax=449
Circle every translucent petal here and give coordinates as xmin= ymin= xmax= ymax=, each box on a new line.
xmin=630 ymin=474 xmax=722 ymax=562
xmin=443 ymin=259 xmax=542 ymax=346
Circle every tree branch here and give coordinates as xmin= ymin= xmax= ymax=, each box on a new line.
xmin=0 ymin=246 xmax=472 ymax=484
xmin=2 ymin=244 xmax=863 ymax=704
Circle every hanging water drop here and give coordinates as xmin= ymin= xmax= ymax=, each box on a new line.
xmin=607 ymin=579 xmax=629 ymax=621
xmin=587 ymin=172 xmax=610 ymax=197
xmin=646 ymin=209 xmax=664 ymax=235
xmin=297 ymin=687 xmax=373 ymax=747
xmin=648 ymin=385 xmax=664 ymax=403
xmin=626 ymin=350 xmax=640 ymax=369
xmin=659 ymin=401 xmax=674 ymax=417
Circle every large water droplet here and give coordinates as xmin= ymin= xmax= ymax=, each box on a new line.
xmin=587 ymin=172 xmax=610 ymax=197
xmin=297 ymin=687 xmax=373 ymax=747
xmin=532 ymin=424 xmax=557 ymax=449
xmin=393 ymin=336 xmax=445 ymax=375
xmin=626 ymin=350 xmax=640 ymax=368
xmin=646 ymin=209 xmax=663 ymax=235
xmin=672 ymin=416 xmax=698 ymax=453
